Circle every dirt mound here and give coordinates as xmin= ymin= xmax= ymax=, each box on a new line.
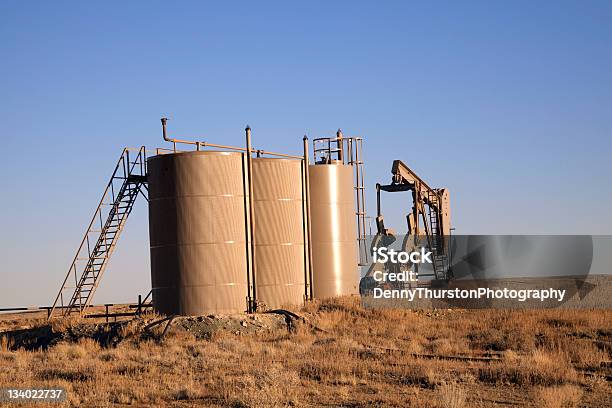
xmin=0 ymin=312 xmax=290 ymax=351
xmin=175 ymin=313 xmax=287 ymax=339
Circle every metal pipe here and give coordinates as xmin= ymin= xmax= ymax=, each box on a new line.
xmin=300 ymin=149 xmax=309 ymax=302
xmin=199 ymin=142 xmax=302 ymax=159
xmin=241 ymin=153 xmax=253 ymax=313
xmin=302 ymin=135 xmax=314 ymax=301
xmin=161 ymin=118 xmax=170 ymax=141
xmin=376 ymin=183 xmax=381 ymax=217
xmin=336 ymin=129 xmax=344 ymax=163
xmin=159 ymin=118 xmax=302 ymax=159
xmin=245 ymin=126 xmax=257 ymax=312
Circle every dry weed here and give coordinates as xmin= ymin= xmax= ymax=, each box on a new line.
xmin=0 ymin=335 xmax=13 ymax=352
xmin=479 ymin=349 xmax=579 ymax=386
xmin=436 ymin=382 xmax=466 ymax=408
xmin=49 ymin=315 xmax=84 ymax=332
xmin=0 ymin=298 xmax=608 ymax=407
xmin=534 ymin=385 xmax=583 ymax=408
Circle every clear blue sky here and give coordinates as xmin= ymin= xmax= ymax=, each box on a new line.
xmin=1 ymin=1 xmax=610 ymax=307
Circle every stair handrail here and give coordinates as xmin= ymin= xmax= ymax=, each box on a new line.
xmin=69 ymin=175 xmax=134 ymax=314
xmin=48 ymin=148 xmax=137 ymax=319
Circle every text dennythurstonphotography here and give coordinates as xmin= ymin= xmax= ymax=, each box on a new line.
xmin=373 ymin=287 xmax=567 ymax=302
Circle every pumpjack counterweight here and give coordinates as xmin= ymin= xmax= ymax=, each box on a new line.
xmin=49 ymin=147 xmax=148 ymax=318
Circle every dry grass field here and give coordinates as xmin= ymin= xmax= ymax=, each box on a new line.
xmin=0 ymin=297 xmax=610 ymax=407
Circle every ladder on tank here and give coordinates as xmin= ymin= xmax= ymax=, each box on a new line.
xmin=427 ymin=190 xmax=448 ymax=280
xmin=312 ymin=135 xmax=369 ymax=265
xmin=48 ymin=147 xmax=148 ymax=318
xmin=345 ymin=138 xmax=368 ymax=265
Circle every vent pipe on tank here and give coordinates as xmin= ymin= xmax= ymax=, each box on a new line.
xmin=161 ymin=117 xmax=170 ymax=141
xmin=303 ymin=135 xmax=314 ymax=301
xmin=336 ymin=129 xmax=344 ymax=162
xmin=245 ymin=125 xmax=258 ymax=313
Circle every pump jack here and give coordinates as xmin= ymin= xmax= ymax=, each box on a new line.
xmin=360 ymin=160 xmax=452 ymax=293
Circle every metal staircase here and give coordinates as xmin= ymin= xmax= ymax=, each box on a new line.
xmin=49 ymin=147 xmax=148 ymax=318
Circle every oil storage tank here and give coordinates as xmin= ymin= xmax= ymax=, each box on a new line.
xmin=309 ymin=162 xmax=359 ymax=298
xmin=252 ymin=158 xmax=306 ymax=309
xmin=147 ymin=151 xmax=249 ymax=315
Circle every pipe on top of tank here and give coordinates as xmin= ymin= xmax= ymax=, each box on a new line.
xmin=159 ymin=118 xmax=302 ymax=159
xmin=336 ymin=129 xmax=344 ymax=162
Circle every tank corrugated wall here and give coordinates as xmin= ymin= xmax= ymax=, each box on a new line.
xmin=148 ymin=151 xmax=248 ymax=315
xmin=309 ymin=163 xmax=359 ymax=298
xmin=252 ymin=158 xmax=306 ymax=309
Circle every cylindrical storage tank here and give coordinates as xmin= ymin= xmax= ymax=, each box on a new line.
xmin=252 ymin=158 xmax=306 ymax=309
xmin=309 ymin=163 xmax=359 ymax=298
xmin=148 ymin=151 xmax=249 ymax=315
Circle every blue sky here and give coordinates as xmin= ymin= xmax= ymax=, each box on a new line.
xmin=1 ymin=1 xmax=611 ymax=307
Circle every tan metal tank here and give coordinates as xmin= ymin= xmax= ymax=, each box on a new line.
xmin=252 ymin=158 xmax=306 ymax=309
xmin=308 ymin=163 xmax=359 ymax=298
xmin=147 ymin=151 xmax=249 ymax=315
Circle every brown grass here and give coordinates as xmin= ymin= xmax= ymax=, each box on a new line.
xmin=0 ymin=297 xmax=610 ymax=407
xmin=534 ymin=384 xmax=584 ymax=408
xmin=436 ymin=382 xmax=466 ymax=408
xmin=478 ymin=349 xmax=580 ymax=386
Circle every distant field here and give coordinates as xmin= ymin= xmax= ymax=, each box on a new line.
xmin=0 ymin=297 xmax=610 ymax=407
